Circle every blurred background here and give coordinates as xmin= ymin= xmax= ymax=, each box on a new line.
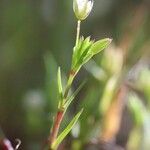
xmin=0 ymin=0 xmax=150 ymax=149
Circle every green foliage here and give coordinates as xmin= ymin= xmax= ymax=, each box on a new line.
xmin=57 ymin=67 xmax=63 ymax=99
xmin=72 ymin=37 xmax=112 ymax=73
xmin=51 ymin=109 xmax=83 ymax=150
xmin=91 ymin=38 xmax=112 ymax=55
xmin=57 ymin=67 xmax=64 ymax=109
xmin=64 ymin=81 xmax=86 ymax=112
xmin=49 ymin=3 xmax=112 ymax=146
xmin=0 ymin=0 xmax=149 ymax=149
xmin=50 ymin=36 xmax=111 ymax=148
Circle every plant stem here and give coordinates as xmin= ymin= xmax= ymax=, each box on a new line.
xmin=49 ymin=20 xmax=81 ymax=150
xmin=49 ymin=73 xmax=74 ymax=150
xmin=49 ymin=111 xmax=64 ymax=149
xmin=64 ymin=71 xmax=75 ymax=99
xmin=75 ymin=20 xmax=81 ymax=47
xmin=64 ymin=20 xmax=81 ymax=102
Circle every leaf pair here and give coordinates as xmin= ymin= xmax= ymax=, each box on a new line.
xmin=72 ymin=37 xmax=112 ymax=72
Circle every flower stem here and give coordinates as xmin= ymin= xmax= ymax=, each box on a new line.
xmin=75 ymin=20 xmax=81 ymax=47
xmin=49 ymin=20 xmax=81 ymax=150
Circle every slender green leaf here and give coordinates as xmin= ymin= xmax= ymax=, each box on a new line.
xmin=90 ymin=38 xmax=112 ymax=55
xmin=51 ymin=109 xmax=83 ymax=149
xmin=57 ymin=67 xmax=63 ymax=101
xmin=64 ymin=80 xmax=86 ymax=111
xmin=72 ymin=37 xmax=83 ymax=65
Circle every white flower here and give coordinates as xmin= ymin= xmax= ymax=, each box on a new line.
xmin=73 ymin=0 xmax=93 ymax=20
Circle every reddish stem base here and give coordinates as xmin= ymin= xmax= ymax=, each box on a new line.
xmin=49 ymin=111 xmax=64 ymax=148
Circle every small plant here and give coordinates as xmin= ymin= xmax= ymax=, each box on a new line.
xmin=48 ymin=0 xmax=112 ymax=149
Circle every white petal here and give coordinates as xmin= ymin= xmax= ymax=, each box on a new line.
xmin=77 ymin=0 xmax=87 ymax=11
xmin=87 ymin=0 xmax=93 ymax=12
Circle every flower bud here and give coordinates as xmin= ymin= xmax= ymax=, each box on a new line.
xmin=73 ymin=0 xmax=93 ymax=20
